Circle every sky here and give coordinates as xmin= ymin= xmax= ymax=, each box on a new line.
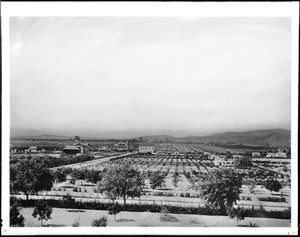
xmin=10 ymin=17 xmax=291 ymax=138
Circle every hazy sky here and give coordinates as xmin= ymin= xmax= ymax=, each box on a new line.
xmin=10 ymin=17 xmax=291 ymax=138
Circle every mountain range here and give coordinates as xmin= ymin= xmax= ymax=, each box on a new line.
xmin=139 ymin=129 xmax=290 ymax=147
xmin=10 ymin=128 xmax=291 ymax=147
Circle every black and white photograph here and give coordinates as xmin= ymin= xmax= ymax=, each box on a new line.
xmin=1 ymin=1 xmax=299 ymax=235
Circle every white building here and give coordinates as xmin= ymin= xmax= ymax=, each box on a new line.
xmin=139 ymin=145 xmax=155 ymax=154
xmin=252 ymin=152 xmax=261 ymax=157
xmin=275 ymin=151 xmax=287 ymax=158
xmin=266 ymin=152 xmax=276 ymax=158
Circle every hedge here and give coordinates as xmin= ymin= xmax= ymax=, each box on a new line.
xmin=258 ymin=197 xmax=286 ymax=202
xmin=17 ymin=198 xmax=291 ymax=219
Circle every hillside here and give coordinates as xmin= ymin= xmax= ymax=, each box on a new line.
xmin=140 ymin=129 xmax=290 ymax=147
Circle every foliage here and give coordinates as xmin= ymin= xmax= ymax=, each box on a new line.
xmin=227 ymin=206 xmax=246 ymax=226
xmin=75 ymin=135 xmax=80 ymax=141
xmin=249 ymin=222 xmax=259 ymax=227
xmin=243 ymin=178 xmax=256 ymax=194
xmin=62 ymin=193 xmax=75 ymax=209
xmin=108 ymin=202 xmax=123 ymax=221
xmin=32 ymin=200 xmax=52 ymax=226
xmin=99 ymin=163 xmax=144 ymax=207
xmin=91 ymin=216 xmax=107 ymax=227
xmin=263 ymin=179 xmax=283 ymax=193
xmin=234 ymin=157 xmax=252 ymax=169
xmin=72 ymin=220 xmax=80 ymax=227
xmin=10 ymin=158 xmax=54 ymax=200
xmin=198 ymin=168 xmax=243 ymax=211
xmin=19 ymin=198 xmax=291 ymax=219
xmin=172 ymin=172 xmax=180 ymax=188
xmin=10 ymin=197 xmax=25 ymax=227
xmin=258 ymin=196 xmax=286 ymax=202
xmin=149 ymin=171 xmax=166 ymax=190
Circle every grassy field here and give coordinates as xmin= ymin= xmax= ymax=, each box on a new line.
xmin=20 ymin=207 xmax=291 ymax=227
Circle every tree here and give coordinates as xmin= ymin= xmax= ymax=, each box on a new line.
xmin=108 ymin=202 xmax=123 ymax=221
xmin=10 ymin=197 xmax=25 ymax=227
xmin=172 ymin=172 xmax=180 ymax=189
xmin=263 ymin=179 xmax=282 ymax=194
xmin=226 ymin=151 xmax=233 ymax=160
xmin=99 ymin=163 xmax=144 ymax=208
xmin=227 ymin=206 xmax=246 ymax=226
xmin=32 ymin=200 xmax=52 ymax=226
xmin=198 ymin=168 xmax=243 ymax=212
xmin=10 ymin=158 xmax=54 ymax=200
xmin=75 ymin=135 xmax=80 ymax=141
xmin=62 ymin=193 xmax=75 ymax=210
xmin=52 ymin=167 xmax=73 ymax=183
xmin=149 ymin=171 xmax=166 ymax=190
xmin=235 ymin=157 xmax=252 ymax=169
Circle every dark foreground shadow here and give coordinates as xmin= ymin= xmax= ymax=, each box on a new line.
xmin=67 ymin=209 xmax=85 ymax=212
xmin=43 ymin=224 xmax=67 ymax=227
xmin=116 ymin=218 xmax=135 ymax=222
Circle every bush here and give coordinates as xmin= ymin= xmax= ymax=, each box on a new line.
xmin=91 ymin=216 xmax=107 ymax=227
xmin=73 ymin=188 xmax=78 ymax=192
xmin=258 ymin=197 xmax=286 ymax=202
xmin=180 ymin=193 xmax=184 ymax=197
xmin=241 ymin=196 xmax=251 ymax=201
xmin=184 ymin=193 xmax=190 ymax=198
xmin=18 ymin=198 xmax=292 ymax=219
xmin=72 ymin=220 xmax=80 ymax=227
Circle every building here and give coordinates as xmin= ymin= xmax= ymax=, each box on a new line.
xmin=233 ymin=154 xmax=244 ymax=159
xmin=138 ymin=145 xmax=155 ymax=154
xmin=114 ymin=141 xmax=129 ymax=151
xmin=252 ymin=152 xmax=261 ymax=157
xmin=63 ymin=145 xmax=81 ymax=155
xmin=214 ymin=156 xmax=234 ymax=168
xmin=275 ymin=151 xmax=287 ymax=158
xmin=28 ymin=146 xmax=38 ymax=153
xmin=266 ymin=152 xmax=276 ymax=158
xmin=99 ymin=146 xmax=109 ymax=151
xmin=73 ymin=142 xmax=90 ymax=153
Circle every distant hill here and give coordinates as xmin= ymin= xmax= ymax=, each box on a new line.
xmin=11 ymin=134 xmax=73 ymax=140
xmin=139 ymin=129 xmax=290 ymax=147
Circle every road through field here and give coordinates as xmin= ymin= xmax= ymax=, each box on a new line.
xmin=50 ymin=152 xmax=135 ymax=170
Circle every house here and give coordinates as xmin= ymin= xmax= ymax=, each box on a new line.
xmin=139 ymin=145 xmax=155 ymax=154
xmin=252 ymin=152 xmax=261 ymax=157
xmin=114 ymin=141 xmax=129 ymax=151
xmin=275 ymin=151 xmax=287 ymax=158
xmin=214 ymin=156 xmax=234 ymax=168
xmin=99 ymin=146 xmax=109 ymax=151
xmin=233 ymin=154 xmax=244 ymax=159
xmin=73 ymin=142 xmax=90 ymax=153
xmin=266 ymin=152 xmax=276 ymax=158
xmin=63 ymin=145 xmax=81 ymax=155
xmin=28 ymin=146 xmax=38 ymax=153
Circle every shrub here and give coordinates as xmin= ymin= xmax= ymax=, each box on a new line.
xmin=73 ymin=188 xmax=78 ymax=192
xmin=258 ymin=197 xmax=286 ymax=202
xmin=91 ymin=216 xmax=107 ymax=227
xmin=180 ymin=193 xmax=184 ymax=197
xmin=157 ymin=192 xmax=163 ymax=196
xmin=241 ymin=196 xmax=251 ymax=201
xmin=72 ymin=220 xmax=80 ymax=227
xmin=108 ymin=202 xmax=123 ymax=221
xmin=249 ymin=222 xmax=259 ymax=227
xmin=185 ymin=193 xmax=190 ymax=198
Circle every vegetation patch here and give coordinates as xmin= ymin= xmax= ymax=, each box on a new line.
xmin=258 ymin=196 xmax=286 ymax=202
